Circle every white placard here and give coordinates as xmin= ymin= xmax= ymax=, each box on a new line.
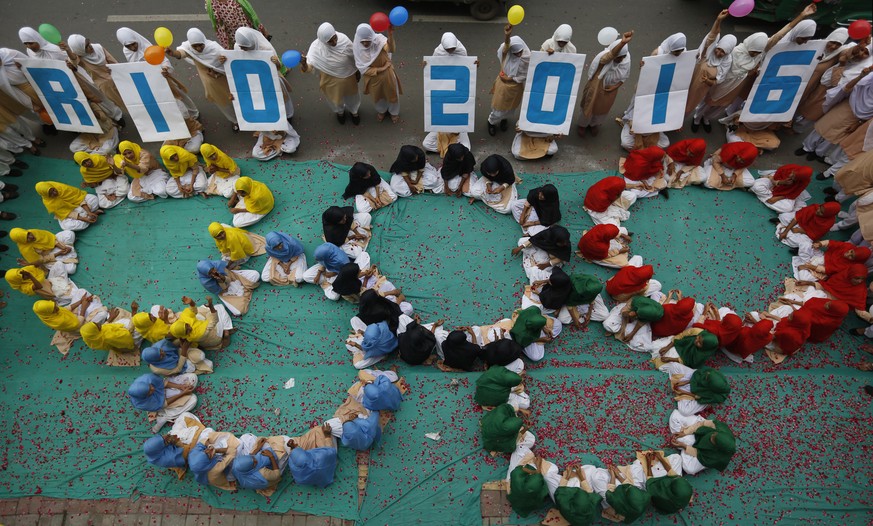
xmin=108 ymin=62 xmax=190 ymax=142
xmin=632 ymin=51 xmax=697 ymax=134
xmin=423 ymin=55 xmax=477 ymax=133
xmin=223 ymin=50 xmax=287 ymax=131
xmin=18 ymin=58 xmax=101 ymax=133
xmin=518 ymin=51 xmax=587 ymax=135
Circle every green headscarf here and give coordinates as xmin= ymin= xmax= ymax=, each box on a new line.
xmin=674 ymin=330 xmax=718 ymax=369
xmin=474 ymin=366 xmax=522 ymax=407
xmin=555 ymin=486 xmax=601 ymax=525
xmin=693 ymin=420 xmax=737 ymax=471
xmin=507 ymin=465 xmax=549 ymax=517
xmin=605 ymin=484 xmax=650 ymax=524
xmin=689 ymin=366 xmax=731 ymax=404
xmin=646 ymin=475 xmax=693 ymax=514
xmin=566 ymin=274 xmax=603 ymax=306
xmin=479 ymin=403 xmax=523 ymax=453
xmin=630 ymin=296 xmax=664 ymax=322
xmin=510 ymin=307 xmax=548 ymax=348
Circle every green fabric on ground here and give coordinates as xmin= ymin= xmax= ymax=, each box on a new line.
xmin=0 ymin=156 xmax=871 ymax=525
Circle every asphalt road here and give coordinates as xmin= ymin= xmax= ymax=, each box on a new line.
xmin=4 ymin=0 xmax=805 ymax=171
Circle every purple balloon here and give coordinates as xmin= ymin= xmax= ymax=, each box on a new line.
xmin=728 ymin=0 xmax=755 ymax=18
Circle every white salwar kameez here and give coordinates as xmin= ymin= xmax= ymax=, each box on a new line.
xmin=207 ymin=173 xmax=240 ymax=199
xmin=68 ymin=128 xmax=119 ymax=157
xmin=302 ymin=264 xmax=340 ymax=300
xmin=443 ymin=171 xmax=479 ymax=197
xmin=700 ymin=160 xmax=755 ymax=190
xmin=510 ymin=131 xmax=558 ymax=160
xmin=338 ymin=213 xmax=372 ymax=259
xmin=354 ymin=180 xmax=397 ymax=213
xmin=469 ymin=179 xmax=517 ymax=214
xmin=252 ymin=129 xmax=300 ymax=160
xmin=165 ymin=168 xmax=207 ymax=198
xmin=584 ymin=192 xmax=638 ymax=227
xmin=389 ymin=163 xmax=444 ymax=197
xmin=38 ymin=230 xmax=79 ymax=275
xmin=749 ymin=171 xmax=810 ymax=213
xmin=261 ymin=254 xmax=308 ymax=286
xmin=93 ymin=174 xmax=129 ymax=209
xmin=58 ymin=193 xmax=100 ymax=232
xmin=127 ymin=168 xmax=170 ymax=202
xmin=520 ymin=316 xmax=562 ymax=362
xmin=217 ymin=269 xmax=260 ymax=316
xmin=521 ymin=286 xmax=610 ymax=326
xmin=509 ymin=199 xmax=548 ymax=237
xmin=422 ymin=132 xmax=471 ymax=155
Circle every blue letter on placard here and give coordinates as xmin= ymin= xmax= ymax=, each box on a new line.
xmin=229 ymin=59 xmax=280 ymax=123
xmin=431 ymin=65 xmax=470 ymax=126
xmin=748 ymin=50 xmax=816 ymax=115
xmin=525 ymin=62 xmax=575 ymax=125
xmin=651 ymin=63 xmax=676 ymax=125
xmin=130 ymin=72 xmax=169 ymax=133
xmin=26 ymin=67 xmax=93 ymax=126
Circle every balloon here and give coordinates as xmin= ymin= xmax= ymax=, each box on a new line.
xmin=38 ymin=23 xmax=62 ymax=45
xmin=507 ymin=5 xmax=525 ymax=26
xmin=597 ymin=27 xmax=619 ymax=46
xmin=281 ymin=50 xmax=302 ymax=69
xmin=848 ymin=20 xmax=872 ymax=41
xmin=369 ymin=12 xmax=390 ymax=33
xmin=144 ymin=45 xmax=165 ymax=66
xmin=389 ymin=6 xmax=409 ymax=26
xmin=728 ymin=0 xmax=755 ymax=18
xmin=154 ymin=27 xmax=173 ymax=48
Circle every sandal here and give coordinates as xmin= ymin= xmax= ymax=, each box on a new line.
xmin=0 ymin=211 xmax=16 ymax=220
xmin=376 ymin=112 xmax=386 ymax=122
xmin=231 ymin=124 xmax=240 ymax=133
xmin=390 ymin=114 xmax=400 ymax=124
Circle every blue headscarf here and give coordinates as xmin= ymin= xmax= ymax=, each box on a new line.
xmin=141 ymin=338 xmax=181 ymax=370
xmin=362 ymin=375 xmax=402 ymax=411
xmin=127 ymin=374 xmax=165 ymax=411
xmin=313 ymin=242 xmax=350 ymax=273
xmin=361 ymin=321 xmax=398 ymax=359
xmin=197 ymin=259 xmax=228 ymax=295
xmin=289 ymin=447 xmax=338 ymax=488
xmin=188 ymin=443 xmax=221 ymax=485
xmin=265 ymin=231 xmax=305 ymax=262
xmin=143 ymin=435 xmax=186 ymax=468
xmin=230 ymin=449 xmax=273 ymax=489
xmin=341 ymin=411 xmax=382 ymax=451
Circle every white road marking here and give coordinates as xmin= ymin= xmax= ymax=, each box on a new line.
xmin=106 ymin=14 xmax=211 ymax=22
xmin=411 ymin=15 xmax=507 ymax=24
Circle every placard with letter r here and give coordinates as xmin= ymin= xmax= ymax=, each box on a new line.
xmin=18 ymin=58 xmax=102 ymax=133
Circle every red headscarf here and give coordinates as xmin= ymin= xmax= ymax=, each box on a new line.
xmin=606 ymin=265 xmax=654 ymax=297
xmin=584 ymin=177 xmax=626 ymax=212
xmin=773 ymin=310 xmax=812 ymax=356
xmin=797 ymin=298 xmax=850 ymax=343
xmin=771 ymin=164 xmax=812 ymax=199
xmin=578 ymin=224 xmax=619 ymax=260
xmin=726 ymin=319 xmax=774 ymax=359
xmin=623 ymin=146 xmax=666 ymax=181
xmin=794 ymin=202 xmax=841 ymax=241
xmin=666 ymin=139 xmax=706 ymax=166
xmin=819 ymin=263 xmax=868 ymax=309
xmin=718 ymin=142 xmax=758 ymax=169
xmin=694 ymin=313 xmax=743 ymax=347
xmin=651 ymin=297 xmax=696 ymax=338
xmin=824 ymin=241 xmax=872 ymax=275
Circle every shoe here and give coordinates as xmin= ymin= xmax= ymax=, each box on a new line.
xmin=6 ymin=169 xmax=22 ymax=177
xmin=577 ymin=125 xmax=586 ymax=137
xmin=3 ymin=184 xmax=18 ymax=192
xmin=0 ymin=245 xmax=8 ymax=252
xmin=231 ymin=124 xmax=240 ymax=133
xmin=337 ymin=111 xmax=347 ymax=124
xmin=0 ymin=230 xmax=7 ymax=238
xmin=1 ymin=192 xmax=18 ymax=201
xmin=815 ymin=173 xmax=829 ymax=180
xmin=0 ymin=212 xmax=16 ymax=220
xmin=702 ymin=122 xmax=712 ymax=133
xmin=691 ymin=121 xmax=700 ymax=133
xmin=823 ymin=187 xmax=837 ymax=195
xmin=768 ymin=217 xmax=781 ymax=224
xmin=116 ymin=117 xmax=127 ymax=128
xmin=287 ymin=117 xmax=294 ymax=127
xmin=589 ymin=125 xmax=599 ymax=137
xmin=659 ymin=188 xmax=670 ymax=200
xmin=500 ymin=119 xmax=508 ymax=131
xmin=853 ymin=327 xmax=866 ymax=336
xmin=865 ymin=385 xmax=873 ymax=397
xmin=794 ymin=147 xmax=807 ymax=156
xmin=806 ymin=152 xmax=818 ymax=161
xmin=42 ymin=124 xmax=58 ymax=136
xmin=12 ymin=161 xmax=28 ymax=170
xmin=351 ymin=114 xmax=360 ymax=125
xmin=824 ymin=195 xmax=837 ymax=202
xmin=376 ymin=112 xmax=386 ymax=122
xmin=488 ymin=123 xmax=497 ymax=136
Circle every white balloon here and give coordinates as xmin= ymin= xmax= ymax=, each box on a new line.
xmin=597 ymin=27 xmax=619 ymax=47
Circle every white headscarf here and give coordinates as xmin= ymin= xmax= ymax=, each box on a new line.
xmin=850 ymin=73 xmax=873 ymax=120
xmin=657 ymin=33 xmax=687 ymax=55
xmin=68 ymin=34 xmax=107 ymax=65
xmin=823 ymin=44 xmax=872 ymax=111
xmin=306 ymin=23 xmax=357 ymax=78
xmin=433 ymin=32 xmax=467 ymax=56
xmin=18 ymin=27 xmax=66 ymax=61
xmin=115 ymin=27 xmax=151 ymax=62
xmin=819 ymin=28 xmax=850 ymax=61
xmin=0 ymin=48 xmax=32 ymax=106
xmin=498 ymin=36 xmax=530 ymax=82
xmin=728 ymin=32 xmax=767 ymax=77
xmin=699 ymin=34 xmax=737 ymax=83
xmin=234 ymin=27 xmax=276 ymax=55
xmin=588 ymin=40 xmax=631 ymax=85
xmin=781 ymin=19 xmax=817 ymax=45
xmin=541 ymin=24 xmax=576 ymax=54
xmin=353 ymin=23 xmax=389 ymax=74
xmin=180 ymin=28 xmax=226 ymax=72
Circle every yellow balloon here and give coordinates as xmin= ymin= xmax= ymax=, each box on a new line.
xmin=507 ymin=5 xmax=525 ymax=26
xmin=154 ymin=27 xmax=173 ymax=48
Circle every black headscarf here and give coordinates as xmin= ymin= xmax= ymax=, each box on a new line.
xmin=539 ymin=267 xmax=573 ymax=310
xmin=526 ymin=184 xmax=562 ymax=226
xmin=480 ymin=339 xmax=523 ymax=366
xmin=440 ymin=143 xmax=476 ymax=180
xmin=441 ymin=330 xmax=481 ymax=371
xmin=529 ymin=225 xmax=572 ymax=262
xmin=389 ymin=145 xmax=427 ymax=174
xmin=357 ymin=290 xmax=402 ymax=333
xmin=479 ymin=154 xmax=516 ymax=185
xmin=322 ymin=206 xmax=354 ymax=246
xmin=343 ymin=162 xmax=380 ymax=199
xmin=398 ymin=322 xmax=437 ymax=365
xmin=332 ymin=262 xmax=362 ymax=296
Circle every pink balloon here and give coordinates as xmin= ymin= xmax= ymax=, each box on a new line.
xmin=728 ymin=0 xmax=755 ymax=18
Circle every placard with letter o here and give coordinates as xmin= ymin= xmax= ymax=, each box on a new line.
xmin=518 ymin=51 xmax=586 ymax=135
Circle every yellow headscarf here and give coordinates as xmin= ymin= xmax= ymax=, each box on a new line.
xmin=4 ymin=266 xmax=47 ymax=295
xmin=74 ymin=151 xmax=115 ymax=184
xmin=208 ymin=222 xmax=254 ymax=260
xmin=10 ymin=228 xmax=56 ymax=263
xmin=33 ymin=300 xmax=80 ymax=332
xmin=132 ymin=312 xmax=170 ymax=343
xmin=160 ymin=145 xmax=198 ymax=178
xmin=234 ymin=177 xmax=275 ymax=215
xmin=35 ymin=181 xmax=88 ymax=219
xmin=114 ymin=141 xmax=144 ymax=179
xmin=80 ymin=322 xmax=136 ymax=351
xmin=200 ymin=143 xmax=238 ymax=177
xmin=169 ymin=309 xmax=208 ymax=342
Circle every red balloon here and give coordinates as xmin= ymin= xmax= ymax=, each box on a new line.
xmin=848 ymin=20 xmax=871 ymax=41
xmin=369 ymin=12 xmax=390 ymax=33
